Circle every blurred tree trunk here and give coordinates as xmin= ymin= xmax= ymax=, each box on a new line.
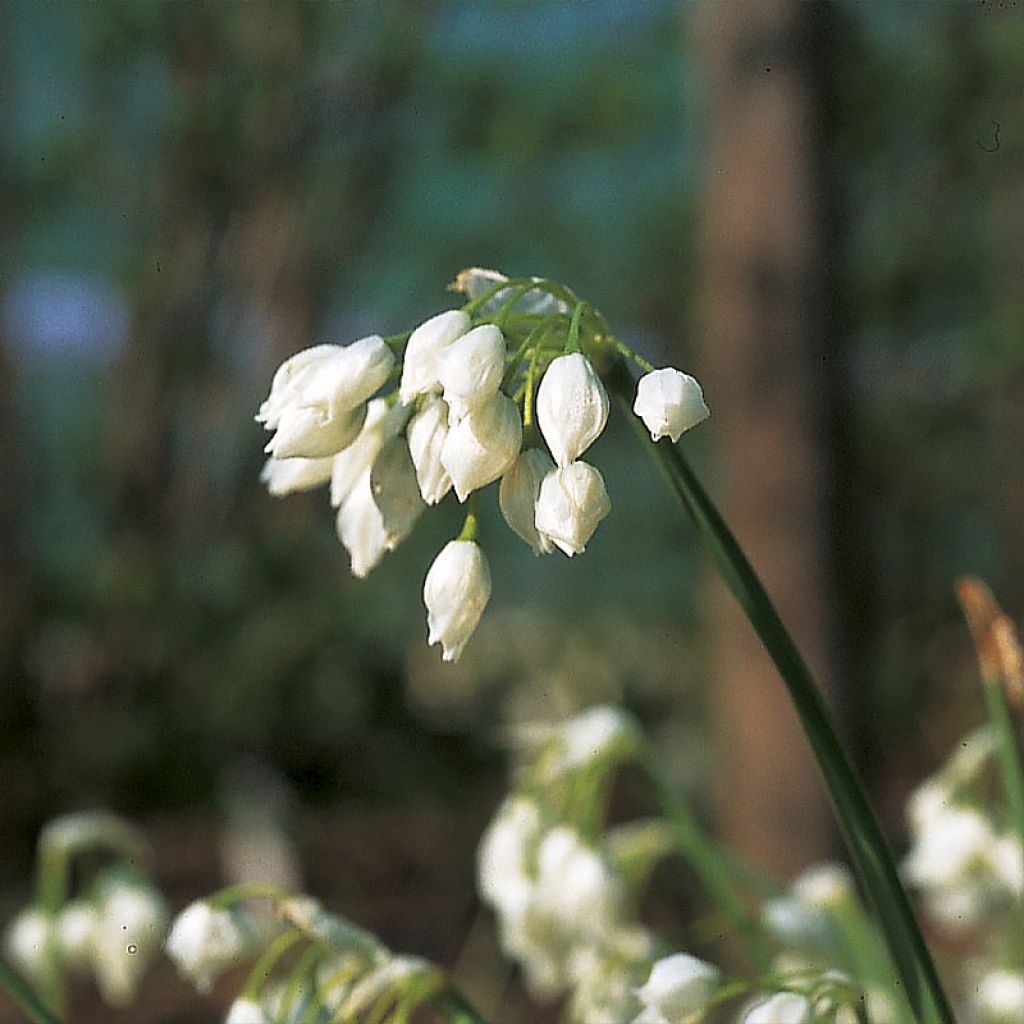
xmin=697 ymin=1 xmax=839 ymax=876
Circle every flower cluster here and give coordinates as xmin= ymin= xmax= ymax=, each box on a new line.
xmin=257 ymin=269 xmax=708 ymax=662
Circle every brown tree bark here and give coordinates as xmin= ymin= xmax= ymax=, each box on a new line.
xmin=697 ymin=1 xmax=838 ymax=876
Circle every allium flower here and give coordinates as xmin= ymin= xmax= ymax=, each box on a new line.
xmin=55 ymin=900 xmax=99 ymax=973
xmin=259 ymin=455 xmax=334 ymax=497
xmin=336 ymin=471 xmax=390 ymax=578
xmin=634 ymin=953 xmax=721 ymax=1021
xmin=165 ymin=901 xmax=250 ymax=993
xmin=552 ymin=705 xmax=640 ymax=773
xmin=3 ymin=907 xmax=54 ymax=981
xmin=971 ymin=969 xmax=1024 ymax=1023
xmin=406 ymin=395 xmax=452 ymax=505
xmin=257 ymin=337 xmax=393 ymax=458
xmin=91 ymin=880 xmax=169 ymax=1006
xmin=534 ymin=461 xmax=611 ymax=556
xmin=441 ymin=392 xmax=522 ymax=502
xmin=438 ymin=324 xmax=506 ymax=420
xmin=477 ymin=796 xmax=542 ymax=916
xmin=330 ymin=399 xmax=407 ymax=508
xmin=536 ymin=353 xmax=609 ymax=467
xmin=423 ymin=540 xmax=491 ymax=662
xmin=741 ymin=991 xmax=813 ymax=1024
xmin=400 ymin=309 xmax=471 ymax=403
xmin=225 ymin=997 xmax=268 ymax=1024
xmin=791 ymin=862 xmax=856 ymax=910
xmin=633 ymin=367 xmax=709 ymax=443
xmin=499 ymin=448 xmax=556 ymax=555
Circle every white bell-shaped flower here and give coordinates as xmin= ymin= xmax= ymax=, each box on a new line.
xmin=3 ymin=907 xmax=54 ymax=981
xmin=400 ymin=310 xmax=471 ymax=403
xmin=165 ymin=901 xmax=250 ymax=994
xmin=406 ymin=395 xmax=452 ymax=505
xmin=423 ymin=540 xmax=491 ymax=662
xmin=635 ymin=953 xmax=721 ymax=1021
xmin=258 ymin=336 xmax=393 ymax=458
xmin=441 ymin=392 xmax=522 ymax=502
xmin=336 ymin=473 xmax=390 ymax=578
xmin=534 ymin=460 xmax=610 ymax=556
xmin=330 ymin=399 xmax=407 ymax=508
xmin=91 ymin=880 xmax=169 ymax=1006
xmin=55 ymin=900 xmax=99 ymax=974
xmin=225 ymin=998 xmax=269 ymax=1024
xmin=259 ymin=455 xmax=334 ymax=497
xmin=499 ymin=448 xmax=556 ymax=555
xmin=438 ymin=324 xmax=506 ymax=420
xmin=791 ymin=862 xmax=856 ymax=910
xmin=741 ymin=991 xmax=813 ymax=1024
xmin=633 ymin=367 xmax=709 ymax=443
xmin=971 ymin=969 xmax=1024 ymax=1024
xmin=536 ymin=353 xmax=609 ymax=466
xmin=477 ymin=797 xmax=542 ymax=916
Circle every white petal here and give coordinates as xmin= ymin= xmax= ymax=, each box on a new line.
xmin=400 ymin=310 xmax=471 ymax=403
xmin=369 ymin=436 xmax=426 ymax=549
xmin=534 ymin=460 xmax=610 ymax=556
xmin=633 ymin=367 xmax=708 ymax=443
xmin=441 ymin=392 xmax=522 ymax=502
xmin=499 ymin=448 xmax=555 ymax=554
xmin=406 ymin=395 xmax=453 ymax=505
xmin=423 ymin=540 xmax=491 ymax=662
xmin=438 ymin=324 xmax=506 ymax=420
xmin=536 ymin=353 xmax=609 ymax=466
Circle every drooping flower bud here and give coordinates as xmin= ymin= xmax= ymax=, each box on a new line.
xmin=438 ymin=324 xmax=506 ymax=421
xmin=499 ymin=448 xmax=555 ymax=555
xmin=257 ymin=337 xmax=393 ymax=459
xmin=423 ymin=540 xmax=491 ymax=662
xmin=165 ymin=901 xmax=250 ymax=994
xmin=441 ymin=392 xmax=522 ymax=502
xmin=534 ymin=460 xmax=610 ymax=556
xmin=741 ymin=992 xmax=813 ymax=1024
xmin=330 ymin=399 xmax=407 ymax=509
xmin=633 ymin=367 xmax=709 ymax=443
xmin=536 ymin=353 xmax=609 ymax=467
xmin=406 ymin=395 xmax=452 ymax=505
xmin=260 ymin=455 xmax=334 ymax=497
xmin=399 ymin=310 xmax=471 ymax=404
xmin=635 ymin=953 xmax=721 ymax=1021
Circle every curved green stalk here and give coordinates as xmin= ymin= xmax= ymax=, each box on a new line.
xmin=0 ymin=961 xmax=63 ymax=1024
xmin=610 ymin=368 xmax=954 ymax=1024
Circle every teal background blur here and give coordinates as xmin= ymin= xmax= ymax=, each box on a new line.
xmin=1 ymin=3 xmax=1023 ymax=1020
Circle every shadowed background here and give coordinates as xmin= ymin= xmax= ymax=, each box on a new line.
xmin=1 ymin=2 xmax=1022 ymax=1021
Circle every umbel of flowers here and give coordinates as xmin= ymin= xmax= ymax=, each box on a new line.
xmin=257 ymin=268 xmax=709 ymax=662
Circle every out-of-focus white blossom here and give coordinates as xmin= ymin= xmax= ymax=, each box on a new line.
xmin=791 ymin=862 xmax=856 ymax=910
xmin=970 ymin=969 xmax=1024 ymax=1024
xmin=634 ymin=953 xmax=720 ymax=1021
xmin=761 ymin=895 xmax=835 ymax=952
xmin=477 ymin=796 xmax=542 ymax=916
xmin=406 ymin=395 xmax=452 ymax=505
xmin=330 ymin=399 xmax=407 ymax=509
xmin=441 ymin=392 xmax=522 ymax=502
xmin=3 ymin=907 xmax=53 ymax=981
xmin=499 ymin=448 xmax=556 ymax=555
xmin=534 ymin=461 xmax=610 ymax=556
xmin=224 ymin=997 xmax=268 ymax=1024
xmin=165 ymin=901 xmax=250 ymax=994
xmin=547 ymin=705 xmax=640 ymax=775
xmin=451 ymin=267 xmax=573 ymax=316
xmin=257 ymin=338 xmax=392 ymax=459
xmin=438 ymin=324 xmax=506 ymax=420
xmin=400 ymin=310 xmax=471 ymax=403
xmin=423 ymin=540 xmax=491 ymax=663
xmin=536 ymin=353 xmax=609 ymax=467
xmin=259 ymin=455 xmax=334 ymax=497
xmin=632 ymin=367 xmax=708 ymax=443
xmin=742 ymin=991 xmax=814 ymax=1024
xmin=55 ymin=900 xmax=98 ymax=973
xmin=90 ymin=880 xmax=169 ymax=1006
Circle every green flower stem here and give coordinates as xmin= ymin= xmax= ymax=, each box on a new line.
xmin=640 ymin=754 xmax=772 ymax=971
xmin=611 ymin=369 xmax=955 ymax=1024
xmin=457 ymin=497 xmax=480 ymax=543
xmin=424 ymin=988 xmax=489 ymax=1024
xmin=981 ymin=675 xmax=1024 ymax=869
xmin=565 ymin=303 xmax=587 ymax=354
xmin=207 ymin=882 xmax=291 ymax=910
xmin=241 ymin=927 xmax=305 ymax=999
xmin=0 ymin=961 xmax=63 ymax=1024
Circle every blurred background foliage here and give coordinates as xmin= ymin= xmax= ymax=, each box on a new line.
xmin=0 ymin=1 xmax=1022 ymax=1020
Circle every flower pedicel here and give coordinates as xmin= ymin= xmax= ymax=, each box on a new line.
xmin=257 ymin=269 xmax=708 ymax=662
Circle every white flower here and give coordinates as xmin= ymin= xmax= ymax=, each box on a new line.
xmin=990 ymin=834 xmax=1023 ymax=895
xmin=165 ymin=901 xmax=250 ymax=994
xmin=761 ymin=895 xmax=833 ymax=951
xmin=3 ymin=907 xmax=54 ymax=981
xmin=534 ymin=460 xmax=611 ymax=556
xmin=499 ymin=448 xmax=556 ymax=554
xmin=406 ymin=395 xmax=452 ymax=505
xmin=225 ymin=997 xmax=268 ymax=1023
xmin=423 ymin=540 xmax=491 ymax=662
xmin=903 ymin=807 xmax=995 ymax=889
xmin=257 ymin=336 xmax=393 ymax=459
xmin=553 ymin=705 xmax=640 ymax=773
xmin=633 ymin=367 xmax=709 ymax=443
xmin=536 ymin=353 xmax=609 ymax=466
xmin=336 ymin=471 xmax=389 ymax=578
xmin=438 ymin=324 xmax=506 ymax=420
xmin=441 ymin=392 xmax=522 ymax=502
xmin=791 ymin=862 xmax=856 ymax=910
xmin=55 ymin=900 xmax=98 ymax=972
xmin=742 ymin=991 xmax=813 ymax=1024
xmin=400 ymin=310 xmax=471 ymax=403
xmin=635 ymin=953 xmax=720 ymax=1020
xmin=477 ymin=796 xmax=542 ymax=916
xmin=259 ymin=455 xmax=334 ymax=497
xmin=971 ymin=969 xmax=1024 ymax=1023
xmin=91 ymin=881 xmax=169 ymax=1006
xmin=330 ymin=399 xmax=407 ymax=508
